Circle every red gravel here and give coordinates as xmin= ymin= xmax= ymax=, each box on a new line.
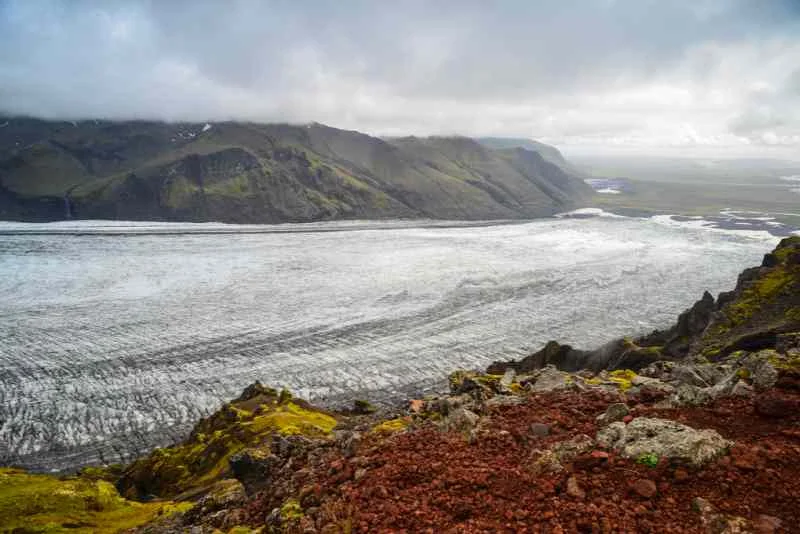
xmin=308 ymin=385 xmax=800 ymax=533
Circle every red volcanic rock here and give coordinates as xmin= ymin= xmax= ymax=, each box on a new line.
xmin=529 ymin=422 xmax=551 ymax=437
xmin=565 ymin=476 xmax=586 ymax=500
xmin=731 ymin=445 xmax=761 ymax=472
xmin=574 ymin=450 xmax=610 ymax=470
xmin=673 ymin=468 xmax=690 ymax=482
xmin=631 ymin=478 xmax=658 ymax=498
xmin=755 ymin=391 xmax=800 ymax=418
xmin=236 ymin=387 xmax=800 ymax=533
xmin=753 ymin=514 xmax=783 ymax=533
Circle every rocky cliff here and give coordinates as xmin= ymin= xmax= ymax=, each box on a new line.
xmin=2 ymin=238 xmax=798 ymax=533
xmin=488 ymin=236 xmax=800 ymax=375
xmin=0 ymin=118 xmax=591 ymax=223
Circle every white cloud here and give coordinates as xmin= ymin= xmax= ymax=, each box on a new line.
xmin=0 ymin=0 xmax=798 ymax=157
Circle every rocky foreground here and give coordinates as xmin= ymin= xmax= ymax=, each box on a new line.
xmin=2 ymin=237 xmax=799 ymax=533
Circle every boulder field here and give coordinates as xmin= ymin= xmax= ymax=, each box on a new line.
xmin=2 ymin=237 xmax=799 ymax=533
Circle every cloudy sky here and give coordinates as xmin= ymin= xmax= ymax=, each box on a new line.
xmin=1 ymin=0 xmax=799 ymax=157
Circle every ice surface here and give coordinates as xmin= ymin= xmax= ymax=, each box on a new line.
xmin=0 ymin=215 xmax=777 ymax=470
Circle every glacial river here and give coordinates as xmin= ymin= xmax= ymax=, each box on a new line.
xmin=0 ymin=211 xmax=782 ymax=471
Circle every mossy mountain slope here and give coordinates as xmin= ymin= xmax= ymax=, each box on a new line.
xmin=0 ymin=118 xmax=591 ymax=222
xmin=0 ymin=468 xmax=190 ymax=533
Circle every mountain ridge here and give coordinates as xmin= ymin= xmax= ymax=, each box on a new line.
xmin=0 ymin=118 xmax=591 ymax=223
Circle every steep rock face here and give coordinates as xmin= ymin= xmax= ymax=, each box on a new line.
xmin=489 ymin=237 xmax=800 ymax=374
xmin=692 ymin=237 xmax=800 ymax=359
xmin=0 ymin=118 xmax=592 ymax=223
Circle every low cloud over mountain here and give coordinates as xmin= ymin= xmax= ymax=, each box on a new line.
xmin=1 ymin=0 xmax=799 ymax=157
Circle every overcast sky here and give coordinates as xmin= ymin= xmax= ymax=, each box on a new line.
xmin=1 ymin=0 xmax=799 ymax=157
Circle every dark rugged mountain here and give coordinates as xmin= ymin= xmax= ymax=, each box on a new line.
xmin=0 ymin=118 xmax=591 ymax=223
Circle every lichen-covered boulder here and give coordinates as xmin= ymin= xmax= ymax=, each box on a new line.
xmin=486 ymin=395 xmax=527 ymax=407
xmin=448 ymin=370 xmax=500 ymax=399
xmin=440 ymin=407 xmax=480 ymax=436
xmin=670 ymin=364 xmax=727 ymax=387
xmin=183 ymin=478 xmax=247 ymax=523
xmin=528 ymin=365 xmax=573 ymax=393
xmin=663 ymin=383 xmax=719 ymax=407
xmin=692 ymin=497 xmax=753 ymax=533
xmin=526 ymin=449 xmax=564 ymax=475
xmin=596 ymin=403 xmax=629 ymax=426
xmin=551 ymin=434 xmax=596 ymax=462
xmin=229 ymin=447 xmax=282 ymax=492
xmin=597 ymin=418 xmax=732 ymax=466
xmin=740 ymin=352 xmax=780 ymax=391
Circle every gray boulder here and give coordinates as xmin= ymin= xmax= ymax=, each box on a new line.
xmin=596 ymin=403 xmax=629 ymax=426
xmin=670 ymin=364 xmax=727 ymax=387
xmin=485 ymin=395 xmax=526 ymax=408
xmin=668 ymin=384 xmax=715 ymax=407
xmin=597 ymin=417 xmax=732 ymax=467
xmin=440 ymin=407 xmax=480 ymax=435
xmin=740 ymin=352 xmax=779 ymax=391
xmin=528 ymin=365 xmax=572 ymax=393
xmin=229 ymin=447 xmax=282 ymax=491
xmin=551 ymin=434 xmax=596 ymax=462
xmin=184 ymin=478 xmax=247 ymax=522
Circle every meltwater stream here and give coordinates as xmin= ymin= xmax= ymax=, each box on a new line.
xmin=0 ymin=213 xmax=779 ymax=471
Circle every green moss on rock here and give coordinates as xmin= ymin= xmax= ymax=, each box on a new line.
xmin=117 ymin=384 xmax=337 ymax=500
xmin=280 ymin=498 xmax=304 ymax=522
xmin=0 ymin=468 xmax=189 ymax=533
xmin=352 ymin=399 xmax=377 ymax=414
xmin=608 ymin=369 xmax=637 ymax=391
xmin=372 ymin=417 xmax=411 ymax=434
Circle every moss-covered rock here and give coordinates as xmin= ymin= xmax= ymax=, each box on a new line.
xmin=372 ymin=417 xmax=411 ymax=434
xmin=351 ymin=399 xmax=377 ymax=415
xmin=693 ymin=237 xmax=800 ymax=358
xmin=117 ymin=382 xmax=338 ymax=500
xmin=608 ymin=369 xmax=637 ymax=391
xmin=0 ymin=468 xmax=189 ymax=533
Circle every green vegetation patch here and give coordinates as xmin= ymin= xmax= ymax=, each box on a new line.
xmin=372 ymin=417 xmax=411 ymax=434
xmin=205 ymin=174 xmax=251 ymax=197
xmin=636 ymin=453 xmax=660 ymax=468
xmin=766 ymin=350 xmax=800 ymax=372
xmin=0 ymin=468 xmax=189 ymax=534
xmin=280 ymin=498 xmax=304 ymax=522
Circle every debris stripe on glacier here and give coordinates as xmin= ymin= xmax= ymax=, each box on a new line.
xmin=0 ymin=216 xmax=776 ymax=471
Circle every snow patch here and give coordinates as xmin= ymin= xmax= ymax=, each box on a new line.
xmin=202 ymin=123 xmax=212 ymax=132
xmin=555 ymin=207 xmax=626 ymax=219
